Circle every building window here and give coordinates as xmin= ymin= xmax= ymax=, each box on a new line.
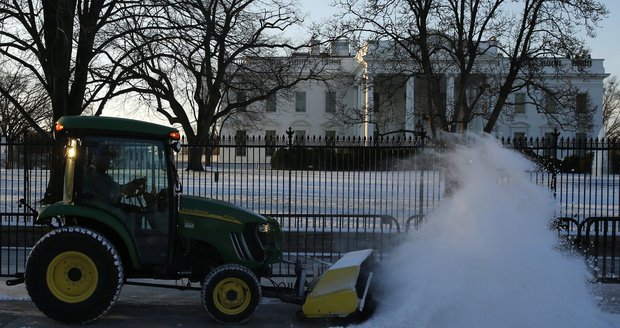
xmin=576 ymin=132 xmax=587 ymax=156
xmin=295 ymin=91 xmax=306 ymax=112
xmin=513 ymin=132 xmax=525 ymax=141
xmin=576 ymin=93 xmax=588 ymax=114
xmin=514 ymin=93 xmax=526 ymax=114
xmin=294 ymin=130 xmax=306 ymax=145
xmin=513 ymin=132 xmax=526 ymax=146
xmin=325 ymin=92 xmax=336 ymax=113
xmin=235 ymin=130 xmax=247 ymax=156
xmin=265 ymin=130 xmax=276 ymax=156
xmin=266 ymin=93 xmax=276 ymax=112
xmin=543 ymin=132 xmax=557 ymax=158
xmin=237 ymin=91 xmax=247 ymax=111
xmin=325 ymin=130 xmax=336 ymax=146
xmin=545 ymin=94 xmax=557 ymax=113
xmin=372 ymin=91 xmax=381 ymax=113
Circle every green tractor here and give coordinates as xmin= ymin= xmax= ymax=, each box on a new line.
xmin=11 ymin=116 xmax=375 ymax=324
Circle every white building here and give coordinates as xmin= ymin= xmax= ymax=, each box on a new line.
xmin=219 ymin=39 xmax=608 ymax=160
xmin=359 ymin=40 xmax=608 ymax=142
xmin=0 ymin=136 xmax=5 ymax=167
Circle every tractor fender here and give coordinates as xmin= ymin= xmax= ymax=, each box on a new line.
xmin=36 ymin=203 xmax=141 ymax=270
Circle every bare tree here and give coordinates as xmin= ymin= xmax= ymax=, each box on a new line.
xmin=0 ymin=67 xmax=51 ymax=168
xmin=331 ymin=0 xmax=607 ymax=139
xmin=482 ymin=0 xmax=605 ymax=134
xmin=603 ymin=76 xmax=620 ymax=138
xmin=0 ymin=0 xmax=144 ymax=203
xmin=0 ymin=68 xmax=51 ymax=140
xmin=109 ymin=0 xmax=335 ymax=170
xmin=0 ymin=1 xmax=139 ymax=123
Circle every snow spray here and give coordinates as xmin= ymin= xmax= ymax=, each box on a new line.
xmin=357 ymin=134 xmax=613 ymax=328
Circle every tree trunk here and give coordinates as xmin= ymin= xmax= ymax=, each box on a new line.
xmin=185 ymin=136 xmax=205 ymax=171
xmin=39 ymin=0 xmax=77 ymax=205
xmin=41 ymin=138 xmax=65 ymax=204
xmin=5 ymin=144 xmax=14 ymax=169
xmin=484 ymin=81 xmax=514 ymax=133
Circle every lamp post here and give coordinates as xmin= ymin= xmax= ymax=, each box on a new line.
xmin=412 ymin=119 xmax=427 ymax=215
xmin=413 ymin=119 xmax=427 ymax=145
xmin=550 ymin=128 xmax=560 ymax=197
xmin=286 ymin=127 xmax=294 ymax=216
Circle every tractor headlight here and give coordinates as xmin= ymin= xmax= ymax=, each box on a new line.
xmin=258 ymin=223 xmax=270 ymax=233
xmin=66 ymin=139 xmax=78 ymax=159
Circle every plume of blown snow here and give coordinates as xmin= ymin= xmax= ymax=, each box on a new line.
xmin=359 ymin=134 xmax=612 ymax=328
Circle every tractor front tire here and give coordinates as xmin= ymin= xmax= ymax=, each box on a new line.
xmin=25 ymin=227 xmax=124 ymax=324
xmin=201 ymin=264 xmax=261 ymax=324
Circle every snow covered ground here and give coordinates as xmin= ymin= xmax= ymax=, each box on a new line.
xmin=1 ymin=168 xmax=445 ymax=225
xmin=2 ymin=170 xmax=618 ymax=227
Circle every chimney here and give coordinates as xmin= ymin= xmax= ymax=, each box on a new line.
xmin=330 ymin=39 xmax=350 ymax=56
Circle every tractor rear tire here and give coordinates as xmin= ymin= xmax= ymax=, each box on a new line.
xmin=25 ymin=227 xmax=124 ymax=324
xmin=201 ymin=264 xmax=261 ymax=324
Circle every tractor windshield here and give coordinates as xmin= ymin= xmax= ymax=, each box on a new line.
xmin=79 ymin=137 xmax=169 ymax=203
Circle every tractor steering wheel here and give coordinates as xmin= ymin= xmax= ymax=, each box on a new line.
xmin=123 ymin=177 xmax=147 ymax=198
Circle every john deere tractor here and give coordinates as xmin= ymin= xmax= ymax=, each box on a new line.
xmin=13 ymin=116 xmax=375 ymax=324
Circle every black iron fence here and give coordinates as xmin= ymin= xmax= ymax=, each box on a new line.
xmin=175 ymin=133 xmax=437 ymax=224
xmin=554 ymin=216 xmax=620 ymax=282
xmin=510 ymin=134 xmax=620 ymax=282
xmin=508 ymin=134 xmax=620 ymax=220
xmin=1 ymin=132 xmax=619 ymax=280
xmin=1 ymin=135 xmax=51 ymax=278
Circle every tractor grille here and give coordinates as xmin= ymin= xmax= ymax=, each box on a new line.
xmin=229 ymin=232 xmax=253 ymax=261
xmin=243 ymin=224 xmax=268 ymax=260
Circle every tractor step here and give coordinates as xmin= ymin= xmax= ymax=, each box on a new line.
xmin=5 ymin=273 xmax=25 ymax=286
xmin=125 ymin=280 xmax=201 ymax=291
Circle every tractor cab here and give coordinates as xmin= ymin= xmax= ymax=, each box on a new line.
xmin=74 ymin=136 xmax=174 ymax=264
xmin=54 ymin=116 xmax=181 ymax=268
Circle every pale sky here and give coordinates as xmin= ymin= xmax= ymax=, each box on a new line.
xmin=301 ymin=0 xmax=620 ymax=78
xmin=587 ymin=1 xmax=620 ymax=78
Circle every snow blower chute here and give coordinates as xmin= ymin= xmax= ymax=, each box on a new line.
xmin=302 ymin=249 xmax=375 ymax=318
xmin=262 ymin=248 xmax=376 ymax=321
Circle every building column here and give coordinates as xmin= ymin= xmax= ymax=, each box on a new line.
xmin=362 ymin=74 xmax=374 ymax=140
xmin=405 ymin=77 xmax=415 ymax=133
xmin=446 ymin=74 xmax=455 ymax=123
xmin=357 ymin=78 xmax=365 ymax=137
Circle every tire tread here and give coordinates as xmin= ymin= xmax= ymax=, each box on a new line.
xmin=25 ymin=227 xmax=124 ymax=324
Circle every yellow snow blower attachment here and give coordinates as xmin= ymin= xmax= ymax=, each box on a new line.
xmin=302 ymin=249 xmax=375 ymax=319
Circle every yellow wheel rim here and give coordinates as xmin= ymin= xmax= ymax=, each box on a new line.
xmin=212 ymin=277 xmax=251 ymax=315
xmin=46 ymin=251 xmax=99 ymax=303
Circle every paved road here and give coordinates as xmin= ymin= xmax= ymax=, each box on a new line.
xmin=0 ymin=278 xmax=327 ymax=328
xmin=2 ymin=277 xmax=620 ymax=327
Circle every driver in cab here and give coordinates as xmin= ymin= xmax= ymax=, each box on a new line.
xmin=83 ymin=145 xmax=145 ymax=205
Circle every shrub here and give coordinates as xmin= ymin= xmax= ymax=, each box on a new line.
xmin=270 ymin=146 xmax=414 ymax=171
xmin=560 ymin=153 xmax=594 ymax=173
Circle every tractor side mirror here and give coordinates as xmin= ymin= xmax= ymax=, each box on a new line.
xmin=171 ymin=141 xmax=181 ymax=153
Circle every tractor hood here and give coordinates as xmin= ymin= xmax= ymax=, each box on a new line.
xmin=178 ymin=195 xmax=269 ymax=225
xmin=177 ymin=195 xmax=283 ymax=270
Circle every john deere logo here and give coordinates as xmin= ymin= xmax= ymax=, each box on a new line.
xmin=179 ymin=208 xmax=241 ymax=225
